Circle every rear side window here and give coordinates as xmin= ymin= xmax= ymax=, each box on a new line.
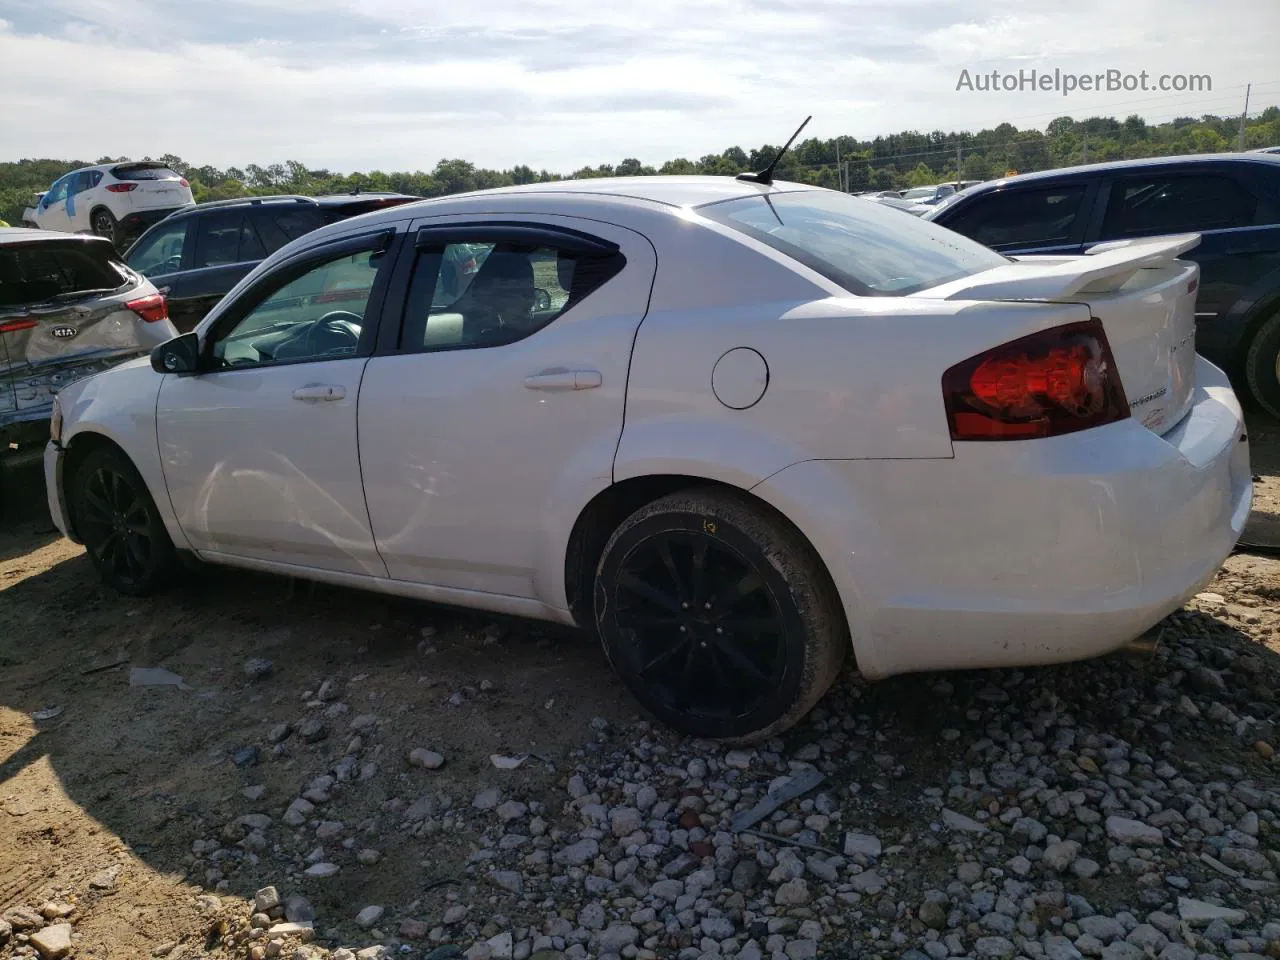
xmin=193 ymin=213 xmax=267 ymax=268
xmin=0 ymin=244 xmax=127 ymax=307
xmin=940 ymin=186 xmax=1089 ymax=249
xmin=112 ymin=163 xmax=181 ymax=181
xmin=253 ymin=208 xmax=326 ymax=254
xmin=700 ymin=190 xmax=1007 ymax=296
xmin=1101 ymin=174 xmax=1259 ymax=237
xmin=400 ymin=239 xmax=624 ymax=351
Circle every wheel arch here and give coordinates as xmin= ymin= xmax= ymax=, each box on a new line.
xmin=561 ymin=472 xmax=855 ymax=669
xmin=61 ymin=431 xmax=134 ymax=540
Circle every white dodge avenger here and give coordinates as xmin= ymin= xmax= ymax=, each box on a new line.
xmin=45 ymin=176 xmax=1252 ymax=742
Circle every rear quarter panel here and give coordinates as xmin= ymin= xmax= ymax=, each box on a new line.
xmin=618 ymin=277 xmax=1097 ymax=480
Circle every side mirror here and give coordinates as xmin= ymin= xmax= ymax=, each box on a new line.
xmin=150 ymin=332 xmax=201 ymax=374
xmin=533 ymin=287 xmax=552 ymax=312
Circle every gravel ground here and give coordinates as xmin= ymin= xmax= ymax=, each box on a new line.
xmin=1 ymin=420 xmax=1279 ymax=960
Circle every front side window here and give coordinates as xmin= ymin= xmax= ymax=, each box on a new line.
xmin=400 ymin=238 xmax=621 ymax=351
xmin=940 ymin=185 xmax=1089 ymax=249
xmin=212 ymin=248 xmax=384 ymax=368
xmin=1101 ymin=174 xmax=1259 ymax=237
xmin=42 ymin=177 xmax=71 ymax=207
xmin=700 ymin=190 xmax=1008 ymax=296
xmin=126 ymin=220 xmax=189 ymax=276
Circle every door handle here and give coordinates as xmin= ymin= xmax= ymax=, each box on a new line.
xmin=524 ymin=369 xmax=602 ymax=391
xmin=156 ymin=285 xmax=171 ymax=295
xmin=292 ymin=384 xmax=346 ymax=401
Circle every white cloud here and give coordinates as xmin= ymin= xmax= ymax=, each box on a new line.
xmin=0 ymin=0 xmax=1274 ymax=172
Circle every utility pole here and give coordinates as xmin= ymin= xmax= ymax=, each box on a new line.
xmin=835 ymin=138 xmax=843 ymax=192
xmin=1082 ymin=134 xmax=1088 ymax=164
xmin=1239 ymin=83 xmax=1252 ymax=151
xmin=956 ymin=139 xmax=962 ymax=180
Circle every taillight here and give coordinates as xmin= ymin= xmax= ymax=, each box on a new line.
xmin=0 ymin=319 xmax=38 ymax=334
xmin=942 ymin=319 xmax=1129 ymax=441
xmin=125 ymin=293 xmax=169 ymax=323
xmin=179 ymin=178 xmax=190 ymax=187
xmin=106 ymin=183 xmax=138 ymax=193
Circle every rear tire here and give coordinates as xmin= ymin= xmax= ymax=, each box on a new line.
xmin=90 ymin=208 xmax=117 ymax=244
xmin=593 ymin=489 xmax=847 ymax=743
xmin=71 ymin=447 xmax=178 ymax=596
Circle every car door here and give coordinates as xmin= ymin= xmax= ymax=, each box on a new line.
xmin=155 ymin=227 xmax=401 ymax=576
xmin=36 ymin=176 xmax=73 ymax=232
xmin=124 ymin=216 xmax=196 ymax=324
xmin=357 ymin=215 xmax=655 ymax=601
xmin=65 ymin=170 xmax=101 ymax=232
xmin=932 ymin=180 xmax=1098 ymax=255
xmin=1090 ymin=169 xmax=1270 ymax=324
xmin=169 ymin=210 xmax=270 ymax=329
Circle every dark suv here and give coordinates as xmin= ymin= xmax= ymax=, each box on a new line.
xmin=926 ymin=153 xmax=1280 ymax=416
xmin=122 ymin=192 xmax=420 ymax=332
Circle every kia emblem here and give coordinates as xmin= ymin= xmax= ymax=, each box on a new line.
xmin=50 ymin=325 xmax=78 ymax=340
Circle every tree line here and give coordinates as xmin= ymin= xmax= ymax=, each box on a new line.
xmin=3 ymin=108 xmax=1278 ymax=226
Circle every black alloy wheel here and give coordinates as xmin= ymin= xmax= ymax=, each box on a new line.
xmin=72 ymin=447 xmax=177 ymax=595
xmin=595 ymin=489 xmax=846 ymax=742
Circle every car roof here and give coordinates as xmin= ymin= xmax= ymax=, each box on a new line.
xmin=0 ymin=226 xmax=117 ymax=247
xmin=960 ymin=151 xmax=1280 ymax=195
xmin=438 ymin=175 xmax=812 ymax=209
xmin=156 ymin=192 xmax=420 ymax=220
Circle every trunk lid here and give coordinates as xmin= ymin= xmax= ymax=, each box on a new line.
xmin=1 ymin=238 xmax=150 ymax=422
xmin=921 ymin=233 xmax=1202 ymax=435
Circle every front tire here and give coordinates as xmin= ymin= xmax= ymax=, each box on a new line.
xmin=90 ymin=208 xmax=117 ymax=244
xmin=71 ymin=447 xmax=178 ymax=596
xmin=1244 ymin=310 xmax=1280 ymax=420
xmin=593 ymin=489 xmax=847 ymax=742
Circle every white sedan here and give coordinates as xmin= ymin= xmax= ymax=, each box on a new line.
xmin=45 ymin=176 xmax=1251 ymax=742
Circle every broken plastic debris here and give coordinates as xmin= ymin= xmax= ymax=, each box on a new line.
xmin=731 ymin=767 xmax=825 ymax=833
xmin=129 ymin=667 xmax=190 ymax=690
xmin=32 ymin=706 xmax=64 ymax=722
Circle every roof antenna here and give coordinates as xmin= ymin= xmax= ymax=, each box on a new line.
xmin=737 ymin=115 xmax=812 ymax=185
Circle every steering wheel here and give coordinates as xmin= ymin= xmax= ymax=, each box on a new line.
xmin=278 ymin=310 xmax=363 ymax=360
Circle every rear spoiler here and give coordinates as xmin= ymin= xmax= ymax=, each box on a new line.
xmin=933 ymin=233 xmax=1201 ymax=301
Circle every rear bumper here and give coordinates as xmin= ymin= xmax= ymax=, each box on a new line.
xmin=755 ymin=354 xmax=1251 ymax=680
xmin=117 ymin=206 xmax=186 ymax=236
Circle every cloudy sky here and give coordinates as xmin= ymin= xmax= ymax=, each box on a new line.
xmin=1 ymin=0 xmax=1276 ymax=173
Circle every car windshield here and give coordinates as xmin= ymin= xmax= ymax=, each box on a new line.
xmin=900 ymin=187 xmax=937 ymax=200
xmin=700 ymin=189 xmax=1008 ymax=296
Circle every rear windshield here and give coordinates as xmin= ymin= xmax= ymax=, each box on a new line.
xmin=699 ymin=190 xmax=1008 ymax=296
xmin=0 ymin=243 xmax=128 ymax=308
xmin=112 ymin=163 xmax=181 ymax=181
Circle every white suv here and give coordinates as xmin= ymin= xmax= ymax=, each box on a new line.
xmin=27 ymin=162 xmax=194 ymax=249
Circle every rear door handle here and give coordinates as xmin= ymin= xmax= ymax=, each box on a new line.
xmin=524 ymin=369 xmax=602 ymax=391
xmin=292 ymin=384 xmax=346 ymax=401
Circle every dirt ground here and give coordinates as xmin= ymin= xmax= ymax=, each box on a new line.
xmin=2 ymin=409 xmax=1280 ymax=960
